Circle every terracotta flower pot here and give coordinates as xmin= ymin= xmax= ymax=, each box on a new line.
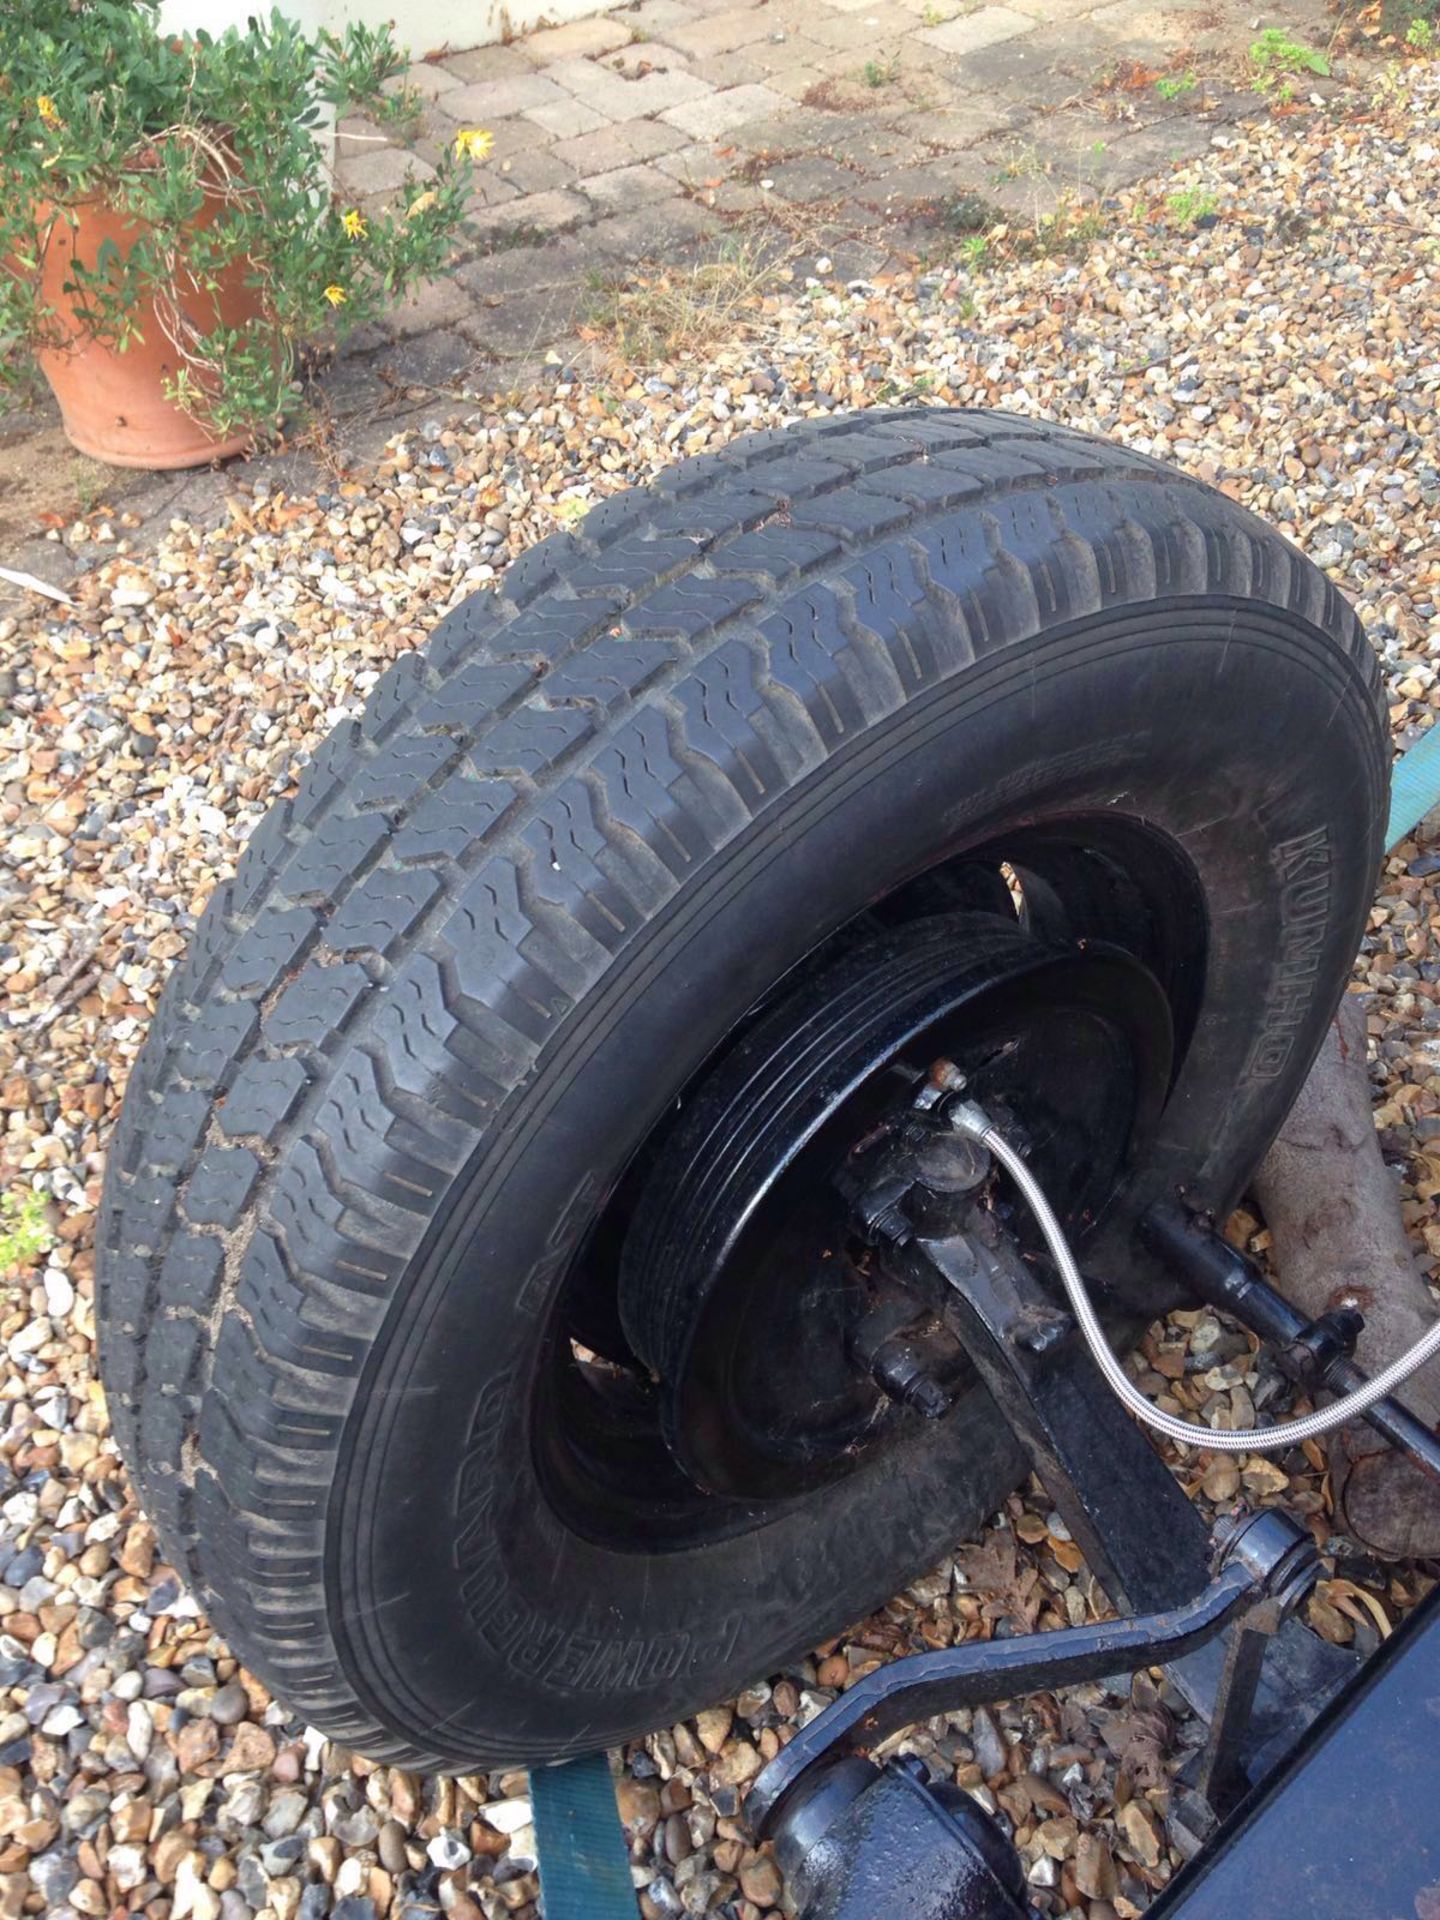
xmin=35 ymin=189 xmax=265 ymax=470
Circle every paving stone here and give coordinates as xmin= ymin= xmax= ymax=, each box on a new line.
xmin=896 ymin=102 xmax=1018 ymax=145
xmin=445 ymin=73 xmax=571 ymax=121
xmin=524 ymin=94 xmax=615 ymax=138
xmin=816 ymin=114 xmax=931 ymax=165
xmin=583 ymin=162 xmax=687 ymax=209
xmin=655 ymin=139 xmax=730 ymax=180
xmin=439 ymin=44 xmax=540 ymax=83
xmin=380 ymin=329 xmax=479 ymax=389
xmin=1097 ymin=115 xmax=1222 ymax=181
xmin=1090 ymin=0 xmax=1218 ymax=22
xmin=586 ymin=198 xmax=722 ymax=262
xmin=462 ymin=169 xmax=526 ymax=211
xmin=762 ymin=153 xmax=864 ymax=200
xmin=549 ymin=56 xmax=714 ymax=116
xmin=453 ymin=234 xmax=597 ymax=301
xmin=659 ymin=6 xmax=781 ymax=55
xmin=626 ymin=0 xmax=703 ymax=26
xmin=1010 ymin=0 xmax=1107 ymax=18
xmin=523 ymin=15 xmax=636 ymax=58
xmin=767 ymin=64 xmax=833 ymax=98
xmin=946 ymin=25 xmax=1112 ymax=102
xmin=918 ymin=5 xmax=1036 ymax=51
xmin=744 ymin=30 xmax=839 ymax=73
xmin=494 ymin=146 xmax=581 ymax=193
xmin=1087 ymin=0 xmax=1203 ymax=42
xmin=471 ymin=188 xmax=594 ymax=241
xmin=660 ymin=81 xmax=791 ymax=135
xmin=606 ymin=41 xmax=699 ymax=73
xmin=382 ymin=278 xmax=478 ymax=340
xmin=388 ymin=61 xmax=466 ymax=100
xmin=552 ymin=119 xmax=690 ymax=171
xmin=983 ymin=100 xmax=1131 ymax=172
xmin=807 ymin=7 xmax=922 ymax=48
xmin=725 ymin=103 xmax=856 ymax=151
xmin=334 ymin=146 xmax=437 ymax=194
xmin=460 ymin=278 xmax=589 ymax=354
xmin=862 ymin=150 xmax=996 ymax=205
xmin=687 ymin=48 xmax=772 ymax=84
xmin=704 ymin=176 xmax=772 ymax=211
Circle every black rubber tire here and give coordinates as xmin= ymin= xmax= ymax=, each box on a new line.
xmin=97 ymin=407 xmax=1387 ymax=1770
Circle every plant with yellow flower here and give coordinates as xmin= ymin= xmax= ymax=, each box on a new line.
xmin=1 ymin=1 xmax=485 ymax=464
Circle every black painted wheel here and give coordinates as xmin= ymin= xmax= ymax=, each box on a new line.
xmin=97 ymin=408 xmax=1388 ymax=1768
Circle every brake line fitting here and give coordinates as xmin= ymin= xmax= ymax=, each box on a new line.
xmin=941 ymin=1087 xmax=1440 ymax=1463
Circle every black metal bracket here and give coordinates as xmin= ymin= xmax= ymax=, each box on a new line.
xmin=907 ymin=1209 xmax=1355 ymax=1794
xmin=750 ymin=1507 xmax=1318 ymax=1837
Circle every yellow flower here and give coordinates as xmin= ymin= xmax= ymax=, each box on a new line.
xmin=36 ymin=95 xmax=62 ymax=127
xmin=323 ymin=284 xmax=347 ymax=308
xmin=341 ymin=208 xmax=368 ymax=241
xmin=453 ymin=127 xmax=494 ymax=162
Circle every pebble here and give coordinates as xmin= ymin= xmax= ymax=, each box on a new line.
xmin=971 ymin=1708 xmax=1009 ymax=1780
xmin=207 ymin=1681 xmax=250 ymax=1724
xmin=425 ymin=1830 xmax=470 ymax=1869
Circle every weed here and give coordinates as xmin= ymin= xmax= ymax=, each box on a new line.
xmin=939 ymin=191 xmax=995 ymax=234
xmin=956 ymin=198 xmax=1105 ymax=268
xmin=1156 ymin=69 xmax=1198 ymax=97
xmin=72 ymin=458 xmax=107 ymax=515
xmin=1249 ymin=28 xmax=1330 ymax=85
xmin=1345 ymin=0 xmax=1436 ymax=51
xmin=374 ymin=80 xmax=425 ymax=139
xmin=584 ymin=242 xmax=777 ymax=365
xmin=473 ymin=221 xmax=555 ymax=255
xmin=0 ymin=1190 xmax=54 ymax=1283
xmin=629 ymin=23 xmax=651 ymax=40
xmin=1027 ymin=202 xmax=1106 ymax=259
xmin=801 ymin=75 xmax=871 ymax=110
xmin=861 ymin=53 xmax=901 ymax=86
xmin=921 ymin=2 xmax=948 ymax=22
xmin=1166 ymin=185 xmax=1218 ymax=221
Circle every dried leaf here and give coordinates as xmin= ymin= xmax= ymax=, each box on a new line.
xmin=1322 ymin=1578 xmax=1392 ymax=1640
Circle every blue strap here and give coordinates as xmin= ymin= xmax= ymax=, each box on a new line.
xmin=1388 ymin=724 xmax=1440 ymax=851
xmin=530 ymin=1752 xmax=639 ymax=1919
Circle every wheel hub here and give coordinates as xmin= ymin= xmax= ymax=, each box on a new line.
xmin=617 ymin=913 xmax=1173 ymax=1501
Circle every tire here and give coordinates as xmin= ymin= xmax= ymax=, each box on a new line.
xmin=97 ymin=407 xmax=1387 ymax=1770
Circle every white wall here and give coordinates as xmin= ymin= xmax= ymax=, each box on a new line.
xmin=159 ymin=0 xmax=607 ymax=52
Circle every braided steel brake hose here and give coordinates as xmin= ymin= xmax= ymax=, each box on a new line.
xmin=948 ymin=1103 xmax=1440 ymax=1454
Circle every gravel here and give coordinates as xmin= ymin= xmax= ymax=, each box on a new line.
xmin=2 ymin=66 xmax=1439 ymax=1920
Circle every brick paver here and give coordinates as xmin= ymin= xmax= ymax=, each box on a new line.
xmin=326 ymin=0 xmax=1343 ymax=372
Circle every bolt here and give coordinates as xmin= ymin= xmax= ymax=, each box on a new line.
xmin=871 ymin=1342 xmax=954 ymax=1419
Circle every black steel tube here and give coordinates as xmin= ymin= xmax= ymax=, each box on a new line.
xmin=1140 ymin=1204 xmax=1440 ymax=1486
